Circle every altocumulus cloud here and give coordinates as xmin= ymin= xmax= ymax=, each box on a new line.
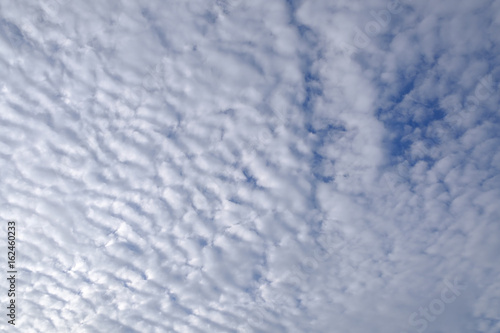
xmin=0 ymin=0 xmax=499 ymax=332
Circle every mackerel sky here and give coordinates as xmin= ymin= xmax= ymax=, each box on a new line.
xmin=0 ymin=0 xmax=499 ymax=332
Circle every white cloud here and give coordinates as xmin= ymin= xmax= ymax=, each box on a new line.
xmin=0 ymin=0 xmax=498 ymax=332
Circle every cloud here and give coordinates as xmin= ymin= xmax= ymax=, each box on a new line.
xmin=0 ymin=0 xmax=499 ymax=332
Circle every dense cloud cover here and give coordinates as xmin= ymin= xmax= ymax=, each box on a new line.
xmin=0 ymin=0 xmax=499 ymax=332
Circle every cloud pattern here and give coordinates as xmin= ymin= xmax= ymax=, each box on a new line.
xmin=0 ymin=0 xmax=499 ymax=332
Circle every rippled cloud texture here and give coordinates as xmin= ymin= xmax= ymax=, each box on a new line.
xmin=0 ymin=0 xmax=499 ymax=332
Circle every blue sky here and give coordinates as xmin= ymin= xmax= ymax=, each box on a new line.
xmin=0 ymin=0 xmax=499 ymax=332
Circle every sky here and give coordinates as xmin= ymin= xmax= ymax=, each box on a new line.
xmin=0 ymin=0 xmax=499 ymax=332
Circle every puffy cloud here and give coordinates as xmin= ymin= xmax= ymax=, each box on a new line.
xmin=0 ymin=0 xmax=498 ymax=332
